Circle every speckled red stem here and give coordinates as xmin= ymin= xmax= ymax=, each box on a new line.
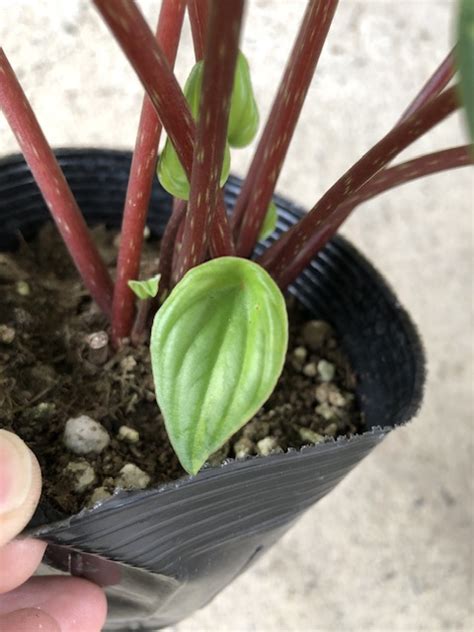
xmin=230 ymin=116 xmax=275 ymax=236
xmin=174 ymin=0 xmax=244 ymax=281
xmin=94 ymin=0 xmax=195 ymax=176
xmin=309 ymin=45 xmax=458 ymax=276
xmin=234 ymin=0 xmax=339 ymax=257
xmin=398 ymin=47 xmax=455 ymax=123
xmin=290 ymin=145 xmax=472 ymax=267
xmin=186 ymin=0 xmax=234 ymax=261
xmin=95 ymin=0 xmax=233 ymax=271
xmin=111 ymin=0 xmax=186 ymax=345
xmin=0 ymin=49 xmax=114 ymax=317
xmin=340 ymin=145 xmax=472 ymax=209
xmin=259 ymin=86 xmax=460 ymax=288
xmin=172 ymin=215 xmax=186 ymax=283
xmin=187 ymin=0 xmax=209 ymax=60
xmin=159 ymin=198 xmax=187 ymax=296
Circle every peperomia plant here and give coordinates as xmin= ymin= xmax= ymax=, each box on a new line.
xmin=0 ymin=0 xmax=472 ymax=474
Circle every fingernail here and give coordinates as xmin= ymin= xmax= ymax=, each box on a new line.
xmin=0 ymin=430 xmax=33 ymax=515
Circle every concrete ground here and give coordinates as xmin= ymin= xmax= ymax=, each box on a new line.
xmin=1 ymin=1 xmax=472 ymax=630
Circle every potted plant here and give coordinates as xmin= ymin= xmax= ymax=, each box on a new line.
xmin=0 ymin=1 xmax=472 ymax=630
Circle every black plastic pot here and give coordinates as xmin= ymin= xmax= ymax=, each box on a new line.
xmin=0 ymin=149 xmax=424 ymax=631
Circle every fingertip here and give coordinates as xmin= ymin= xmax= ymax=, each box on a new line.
xmin=0 ymin=539 xmax=47 ymax=593
xmin=0 ymin=430 xmax=41 ymax=546
xmin=0 ymin=607 xmax=60 ymax=632
xmin=43 ymin=577 xmax=108 ymax=632
xmin=61 ymin=577 xmax=108 ymax=632
xmin=0 ymin=576 xmax=108 ymax=632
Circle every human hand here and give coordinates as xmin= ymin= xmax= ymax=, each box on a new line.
xmin=0 ymin=429 xmax=107 ymax=631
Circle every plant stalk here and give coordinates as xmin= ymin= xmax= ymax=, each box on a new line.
xmin=94 ymin=0 xmax=234 ymax=266
xmin=289 ymin=145 xmax=473 ymax=272
xmin=398 ymin=47 xmax=455 ymax=123
xmin=175 ymin=0 xmax=244 ymax=280
xmin=94 ymin=0 xmax=195 ymax=176
xmin=112 ymin=0 xmax=186 ymax=345
xmin=187 ymin=0 xmax=209 ymax=60
xmin=186 ymin=0 xmax=235 ymax=262
xmin=259 ymin=86 xmax=460 ymax=287
xmin=0 ymin=49 xmax=113 ymax=317
xmin=234 ymin=0 xmax=339 ymax=256
xmin=158 ymin=198 xmax=187 ymax=297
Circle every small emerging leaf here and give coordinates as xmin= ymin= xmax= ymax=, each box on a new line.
xmin=258 ymin=200 xmax=277 ymax=240
xmin=128 ymin=274 xmax=161 ymax=300
xmin=157 ymin=61 xmax=231 ymax=200
xmin=228 ymin=51 xmax=260 ymax=148
xmin=151 ymin=257 xmax=288 ymax=474
xmin=457 ymin=0 xmax=474 ymax=143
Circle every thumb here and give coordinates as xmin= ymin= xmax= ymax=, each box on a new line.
xmin=0 ymin=430 xmax=42 ymax=547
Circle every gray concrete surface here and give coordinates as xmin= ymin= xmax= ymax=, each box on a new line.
xmin=1 ymin=1 xmax=472 ymax=630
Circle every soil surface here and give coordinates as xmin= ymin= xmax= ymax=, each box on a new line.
xmin=0 ymin=224 xmax=364 ymax=515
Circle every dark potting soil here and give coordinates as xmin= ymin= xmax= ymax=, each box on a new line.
xmin=0 ymin=224 xmax=364 ymax=515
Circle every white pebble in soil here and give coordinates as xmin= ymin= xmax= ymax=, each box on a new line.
xmin=302 ymin=320 xmax=333 ymax=350
xmin=256 ymin=436 xmax=283 ymax=456
xmin=328 ymin=385 xmax=347 ymax=407
xmin=317 ymin=359 xmax=335 ymax=382
xmin=234 ymin=436 xmax=255 ymax=459
xmin=87 ymin=486 xmax=112 ymax=508
xmin=302 ymin=362 xmax=317 ymax=377
xmin=324 ymin=422 xmax=339 ymax=437
xmin=315 ymin=383 xmax=330 ymax=403
xmin=115 ymin=463 xmax=151 ymax=490
xmin=120 ymin=355 xmax=137 ymax=372
xmin=64 ymin=460 xmax=96 ymax=493
xmin=63 ymin=415 xmax=110 ymax=455
xmin=298 ymin=427 xmax=325 ymax=445
xmin=292 ymin=346 xmax=308 ymax=363
xmin=118 ymin=425 xmax=140 ymax=444
xmin=0 ymin=324 xmax=15 ymax=344
xmin=315 ymin=402 xmax=337 ymax=421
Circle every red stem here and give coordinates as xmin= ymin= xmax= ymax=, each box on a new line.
xmin=187 ymin=0 xmax=234 ymax=261
xmin=111 ymin=0 xmax=185 ymax=345
xmin=174 ymin=0 xmax=244 ymax=280
xmin=0 ymin=49 xmax=113 ymax=317
xmin=234 ymin=0 xmax=339 ymax=257
xmin=94 ymin=0 xmax=234 ymax=265
xmin=270 ymin=145 xmax=472 ymax=289
xmin=259 ymin=86 xmax=460 ymax=287
xmin=311 ymin=145 xmax=472 ymax=256
xmin=398 ymin=47 xmax=455 ymax=123
xmin=145 ymin=199 xmax=187 ymax=328
xmin=158 ymin=198 xmax=188 ymax=295
xmin=187 ymin=0 xmax=209 ymax=60
xmin=207 ymin=192 xmax=235 ymax=258
xmin=339 ymin=145 xmax=472 ymax=211
xmin=231 ymin=118 xmax=275 ymax=236
xmin=131 ymin=299 xmax=151 ymax=346
xmin=93 ymin=0 xmax=195 ymax=176
xmin=172 ymin=213 xmax=186 ymax=283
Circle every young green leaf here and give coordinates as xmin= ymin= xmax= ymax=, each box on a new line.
xmin=258 ymin=200 xmax=277 ymax=240
xmin=128 ymin=274 xmax=161 ymax=300
xmin=151 ymin=257 xmax=288 ymax=474
xmin=157 ymin=61 xmax=231 ymax=200
xmin=457 ymin=0 xmax=474 ymax=143
xmin=228 ymin=51 xmax=259 ymax=148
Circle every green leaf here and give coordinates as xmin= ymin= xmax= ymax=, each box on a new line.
xmin=128 ymin=274 xmax=161 ymax=300
xmin=157 ymin=61 xmax=231 ymax=200
xmin=457 ymin=0 xmax=474 ymax=142
xmin=258 ymin=200 xmax=277 ymax=240
xmin=151 ymin=257 xmax=288 ymax=474
xmin=228 ymin=51 xmax=260 ymax=148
